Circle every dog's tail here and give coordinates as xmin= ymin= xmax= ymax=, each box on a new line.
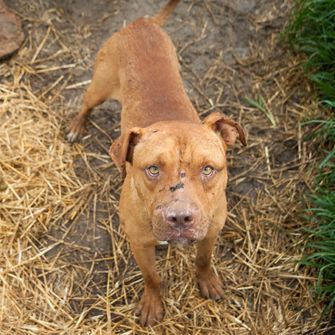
xmin=153 ymin=0 xmax=181 ymax=26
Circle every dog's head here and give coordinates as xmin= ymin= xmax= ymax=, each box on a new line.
xmin=109 ymin=112 xmax=246 ymax=242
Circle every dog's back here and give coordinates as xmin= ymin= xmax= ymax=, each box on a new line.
xmin=117 ymin=18 xmax=198 ymax=131
xmin=67 ymin=0 xmax=187 ymax=142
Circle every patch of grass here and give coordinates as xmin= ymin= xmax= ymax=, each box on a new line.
xmin=244 ymin=96 xmax=277 ymax=127
xmin=303 ymin=119 xmax=335 ymax=311
xmin=285 ymin=0 xmax=335 ymax=104
xmin=285 ymin=0 xmax=335 ymax=315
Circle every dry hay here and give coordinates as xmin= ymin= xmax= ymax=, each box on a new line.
xmin=0 ymin=0 xmax=332 ymax=334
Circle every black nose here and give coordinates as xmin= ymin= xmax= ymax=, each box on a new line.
xmin=166 ymin=211 xmax=194 ymax=229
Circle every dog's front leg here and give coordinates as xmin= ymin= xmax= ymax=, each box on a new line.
xmin=130 ymin=242 xmax=163 ymax=326
xmin=195 ymin=229 xmax=225 ymax=300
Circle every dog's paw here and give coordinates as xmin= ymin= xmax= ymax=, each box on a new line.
xmin=66 ymin=116 xmax=86 ymax=143
xmin=198 ymin=273 xmax=224 ymax=300
xmin=135 ymin=289 xmax=164 ymax=327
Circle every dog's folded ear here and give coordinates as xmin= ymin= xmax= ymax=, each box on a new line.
xmin=203 ymin=112 xmax=247 ymax=147
xmin=109 ymin=127 xmax=143 ymax=178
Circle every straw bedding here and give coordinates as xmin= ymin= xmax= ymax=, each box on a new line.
xmin=0 ymin=0 xmax=331 ymax=334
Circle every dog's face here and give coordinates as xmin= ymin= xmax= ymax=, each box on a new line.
xmin=110 ymin=113 xmax=246 ymax=242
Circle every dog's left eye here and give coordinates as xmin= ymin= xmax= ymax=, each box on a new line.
xmin=201 ymin=165 xmax=215 ymax=177
xmin=146 ymin=165 xmax=160 ymax=177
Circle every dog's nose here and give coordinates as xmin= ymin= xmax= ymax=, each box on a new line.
xmin=166 ymin=211 xmax=194 ymax=229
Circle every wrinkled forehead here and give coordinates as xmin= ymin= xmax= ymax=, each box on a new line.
xmin=133 ymin=123 xmax=225 ymax=168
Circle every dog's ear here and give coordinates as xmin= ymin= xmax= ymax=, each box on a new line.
xmin=203 ymin=112 xmax=246 ymax=147
xmin=109 ymin=127 xmax=143 ymax=178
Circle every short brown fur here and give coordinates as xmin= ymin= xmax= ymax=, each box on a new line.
xmin=67 ymin=0 xmax=246 ymax=327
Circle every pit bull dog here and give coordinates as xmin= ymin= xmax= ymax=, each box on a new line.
xmin=67 ymin=0 xmax=246 ymax=326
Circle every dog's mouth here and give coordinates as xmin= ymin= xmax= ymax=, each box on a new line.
xmin=165 ymin=227 xmax=200 ymax=240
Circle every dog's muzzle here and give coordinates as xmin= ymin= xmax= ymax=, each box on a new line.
xmin=152 ymin=201 xmax=209 ymax=241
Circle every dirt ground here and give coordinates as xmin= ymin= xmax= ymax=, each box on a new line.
xmin=1 ymin=0 xmax=331 ymax=334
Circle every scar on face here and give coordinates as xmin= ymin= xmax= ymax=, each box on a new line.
xmin=169 ymin=182 xmax=184 ymax=192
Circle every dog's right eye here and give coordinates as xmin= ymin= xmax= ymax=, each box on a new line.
xmin=145 ymin=165 xmax=160 ymax=178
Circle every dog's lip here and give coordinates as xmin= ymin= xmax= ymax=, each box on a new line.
xmin=164 ymin=227 xmax=198 ymax=240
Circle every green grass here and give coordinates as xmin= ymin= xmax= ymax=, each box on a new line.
xmin=285 ymin=0 xmax=335 ymax=105
xmin=303 ymin=121 xmax=335 ymax=303
xmin=244 ymin=96 xmax=277 ymax=127
xmin=285 ymin=0 xmax=335 ymax=314
xmin=302 ymin=120 xmax=335 ymax=311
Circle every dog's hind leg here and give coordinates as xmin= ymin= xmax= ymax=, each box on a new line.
xmin=67 ymin=36 xmax=121 ymax=142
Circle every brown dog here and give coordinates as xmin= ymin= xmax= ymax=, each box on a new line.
xmin=67 ymin=0 xmax=246 ymax=326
